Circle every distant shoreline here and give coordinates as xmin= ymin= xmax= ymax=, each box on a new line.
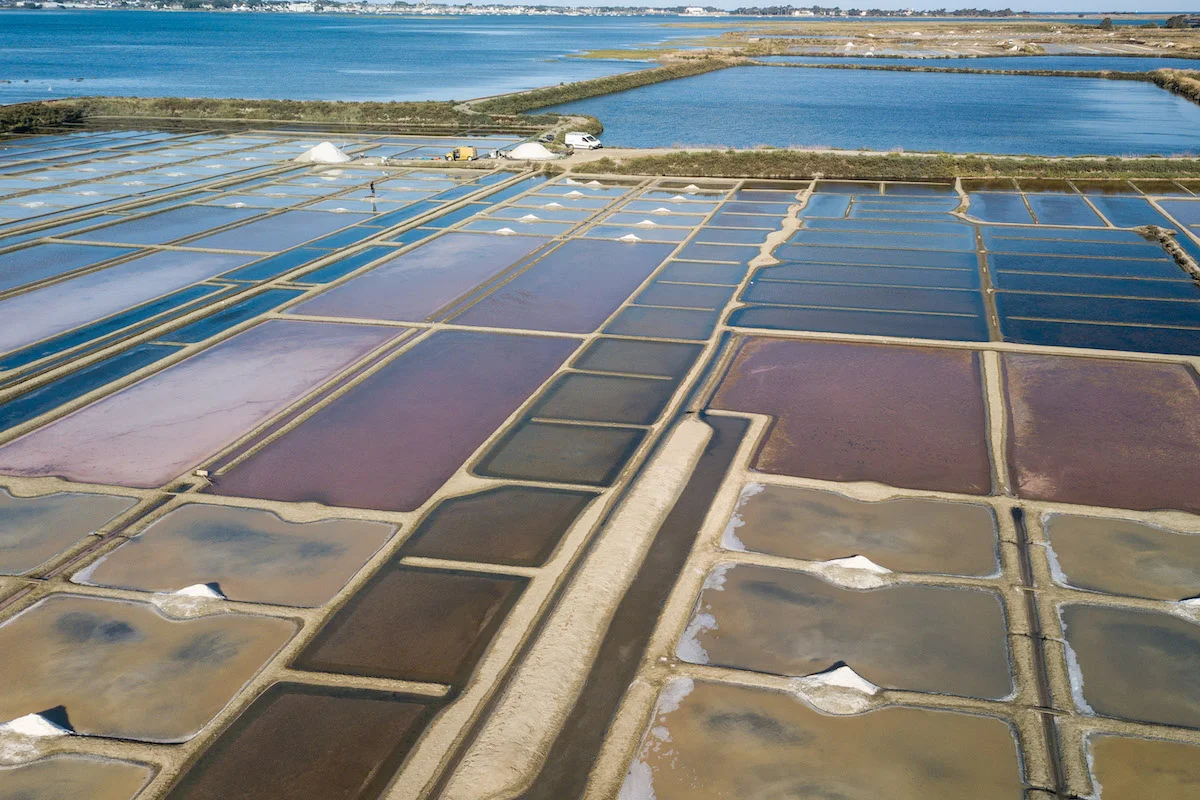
xmin=0 ymin=7 xmax=1190 ymax=20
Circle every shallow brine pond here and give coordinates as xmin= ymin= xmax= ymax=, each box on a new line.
xmin=545 ymin=67 xmax=1200 ymax=156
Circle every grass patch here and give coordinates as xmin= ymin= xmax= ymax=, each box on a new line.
xmin=471 ymin=58 xmax=734 ymax=116
xmin=585 ymin=150 xmax=1200 ymax=181
xmin=0 ymin=102 xmax=85 ymax=134
xmin=1148 ymin=69 xmax=1200 ymax=104
xmin=576 ymin=48 xmax=683 ymax=61
xmin=0 ymin=96 xmax=558 ymax=134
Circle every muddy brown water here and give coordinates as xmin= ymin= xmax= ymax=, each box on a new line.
xmin=622 ymin=680 xmax=1023 ymax=800
xmin=1088 ymin=735 xmax=1200 ymax=799
xmin=1045 ymin=513 xmax=1200 ymax=602
xmin=163 ymin=683 xmax=439 ymax=800
xmin=0 ymin=489 xmax=136 ymax=576
xmin=727 ymin=483 xmax=999 ymax=576
xmin=1062 ymin=604 xmax=1200 ymax=730
xmin=681 ymin=564 xmax=1012 ymax=699
xmin=529 ymin=374 xmax=678 ymax=426
xmin=292 ymin=565 xmax=524 ymax=687
xmin=400 ymin=486 xmax=596 ymax=568
xmin=0 ymin=756 xmax=153 ymax=800
xmin=78 ymin=504 xmax=395 ymax=607
xmin=0 ymin=594 xmax=295 ymax=742
xmin=474 ymin=420 xmax=645 ymax=487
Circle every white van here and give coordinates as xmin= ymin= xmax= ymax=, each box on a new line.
xmin=565 ymin=132 xmax=603 ymax=150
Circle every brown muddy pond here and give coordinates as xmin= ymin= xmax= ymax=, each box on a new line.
xmin=1044 ymin=513 xmax=1200 ymax=601
xmin=292 ymin=565 xmax=524 ymax=687
xmin=0 ymin=489 xmax=136 ymax=576
xmin=528 ymin=373 xmax=678 ymax=425
xmin=680 ymin=565 xmax=1011 ymax=699
xmin=0 ymin=756 xmax=153 ymax=800
xmin=475 ymin=420 xmax=646 ymax=487
xmin=0 ymin=595 xmax=294 ymax=741
xmin=77 ymin=504 xmax=396 ymax=607
xmin=1062 ymin=604 xmax=1200 ymax=729
xmin=400 ymin=486 xmax=596 ymax=567
xmin=726 ymin=483 xmax=999 ymax=576
xmin=622 ymin=679 xmax=1022 ymax=800
xmin=163 ymin=683 xmax=438 ymax=800
xmin=1088 ymin=735 xmax=1200 ymax=799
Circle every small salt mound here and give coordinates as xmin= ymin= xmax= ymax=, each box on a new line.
xmin=294 ymin=142 xmax=352 ymax=164
xmin=0 ymin=712 xmax=72 ymax=738
xmin=174 ymin=583 xmax=225 ymax=599
xmin=508 ymin=142 xmax=557 ymax=161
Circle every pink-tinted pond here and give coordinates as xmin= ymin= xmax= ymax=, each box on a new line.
xmin=210 ymin=330 xmax=576 ymax=511
xmin=289 ymin=233 xmax=550 ymax=323
xmin=0 ymin=320 xmax=398 ymax=488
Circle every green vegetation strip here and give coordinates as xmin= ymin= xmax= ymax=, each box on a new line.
xmin=585 ymin=150 xmax=1200 ymax=181
xmin=1150 ymin=69 xmax=1200 ymax=104
xmin=470 ymin=58 xmax=735 ymax=115
xmin=0 ymin=96 xmax=560 ymax=134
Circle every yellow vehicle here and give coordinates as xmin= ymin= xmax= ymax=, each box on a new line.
xmin=445 ymin=146 xmax=477 ymax=162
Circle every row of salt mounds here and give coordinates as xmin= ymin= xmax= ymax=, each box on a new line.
xmin=294 ymin=142 xmax=352 ymax=164
xmin=507 ymin=142 xmax=557 ymax=161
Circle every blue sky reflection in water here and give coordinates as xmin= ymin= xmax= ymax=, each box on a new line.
xmin=0 ymin=11 xmax=685 ymax=103
xmin=546 ymin=67 xmax=1200 ymax=156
